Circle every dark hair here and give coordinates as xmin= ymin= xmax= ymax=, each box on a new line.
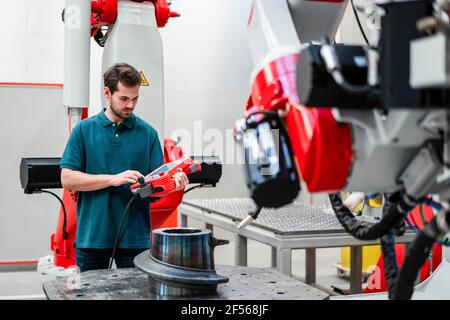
xmin=103 ymin=63 xmax=141 ymax=94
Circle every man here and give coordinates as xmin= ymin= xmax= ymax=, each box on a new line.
xmin=60 ymin=63 xmax=188 ymax=272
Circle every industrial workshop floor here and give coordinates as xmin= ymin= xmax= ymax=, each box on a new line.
xmin=0 ymin=217 xmax=349 ymax=300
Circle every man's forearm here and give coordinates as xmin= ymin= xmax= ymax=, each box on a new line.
xmin=61 ymin=169 xmax=113 ymax=192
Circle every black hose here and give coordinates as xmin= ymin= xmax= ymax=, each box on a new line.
xmin=184 ymin=184 xmax=205 ymax=194
xmin=108 ymin=193 xmax=139 ymax=269
xmin=350 ymin=0 xmax=369 ymax=45
xmin=41 ymin=190 xmax=68 ymax=240
xmin=328 ymin=192 xmax=416 ymax=240
xmin=250 ymin=206 xmax=263 ymax=220
xmin=392 ymin=216 xmax=444 ymax=300
xmin=381 ymin=229 xmax=398 ymax=299
xmin=393 ymin=217 xmax=407 ymax=237
xmin=379 ymin=193 xmax=401 ymax=299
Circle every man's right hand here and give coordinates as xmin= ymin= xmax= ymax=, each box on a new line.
xmin=61 ymin=168 xmax=144 ymax=192
xmin=110 ymin=170 xmax=144 ymax=187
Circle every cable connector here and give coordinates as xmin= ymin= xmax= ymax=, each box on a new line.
xmin=134 ymin=177 xmax=154 ymax=199
xmin=237 ymin=206 xmax=262 ymax=230
xmin=237 ymin=216 xmax=254 ymax=230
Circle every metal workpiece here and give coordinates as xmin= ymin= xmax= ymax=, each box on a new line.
xmin=134 ymin=250 xmax=228 ymax=297
xmin=150 ymin=228 xmax=226 ymax=271
xmin=43 ymin=265 xmax=329 ymax=300
xmin=183 ymin=198 xmax=344 ymax=235
xmin=134 ymin=228 xmax=230 ymax=297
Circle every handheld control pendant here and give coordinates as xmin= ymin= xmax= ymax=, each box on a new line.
xmin=130 ymin=157 xmax=201 ymax=198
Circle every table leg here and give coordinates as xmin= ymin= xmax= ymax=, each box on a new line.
xmin=276 ymin=248 xmax=292 ymax=276
xmin=350 ymin=246 xmax=363 ymax=294
xmin=305 ymin=248 xmax=316 ymax=285
xmin=271 ymin=247 xmax=277 ymax=268
xmin=235 ymin=234 xmax=247 ymax=266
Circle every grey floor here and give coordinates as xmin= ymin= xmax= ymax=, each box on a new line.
xmin=0 ymin=216 xmax=350 ymax=299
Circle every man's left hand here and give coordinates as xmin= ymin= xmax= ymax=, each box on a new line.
xmin=173 ymin=169 xmax=189 ymax=191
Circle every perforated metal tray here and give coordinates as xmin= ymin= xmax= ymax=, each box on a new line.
xmin=182 ymin=198 xmax=345 ymax=236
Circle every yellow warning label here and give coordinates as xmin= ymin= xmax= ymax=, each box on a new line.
xmin=140 ymin=71 xmax=149 ymax=86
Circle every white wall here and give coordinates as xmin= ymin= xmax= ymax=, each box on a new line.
xmin=0 ymin=86 xmax=67 ymax=261
xmin=0 ymin=0 xmax=64 ymax=83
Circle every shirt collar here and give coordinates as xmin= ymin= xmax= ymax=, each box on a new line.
xmin=98 ymin=109 xmax=136 ymax=129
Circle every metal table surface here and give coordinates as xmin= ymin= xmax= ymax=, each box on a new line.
xmin=179 ymin=198 xmax=417 ymax=294
xmin=43 ymin=265 xmax=329 ymax=300
xmin=184 ymin=198 xmax=343 ymax=235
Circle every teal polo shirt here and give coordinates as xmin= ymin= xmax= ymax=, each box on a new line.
xmin=60 ymin=110 xmax=164 ymax=249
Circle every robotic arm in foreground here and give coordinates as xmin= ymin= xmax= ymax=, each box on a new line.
xmin=235 ymin=0 xmax=450 ymax=299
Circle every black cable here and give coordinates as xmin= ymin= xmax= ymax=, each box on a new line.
xmin=392 ymin=216 xmax=442 ymax=300
xmin=328 ymin=192 xmax=417 ymax=240
xmin=184 ymin=184 xmax=205 ymax=194
xmin=379 ymin=193 xmax=401 ymax=299
xmin=350 ymin=0 xmax=369 ymax=46
xmin=250 ymin=205 xmax=263 ymax=220
xmin=108 ymin=193 xmax=139 ymax=269
xmin=393 ymin=215 xmax=407 ymax=236
xmin=41 ymin=190 xmax=68 ymax=240
xmin=381 ymin=229 xmax=398 ymax=299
